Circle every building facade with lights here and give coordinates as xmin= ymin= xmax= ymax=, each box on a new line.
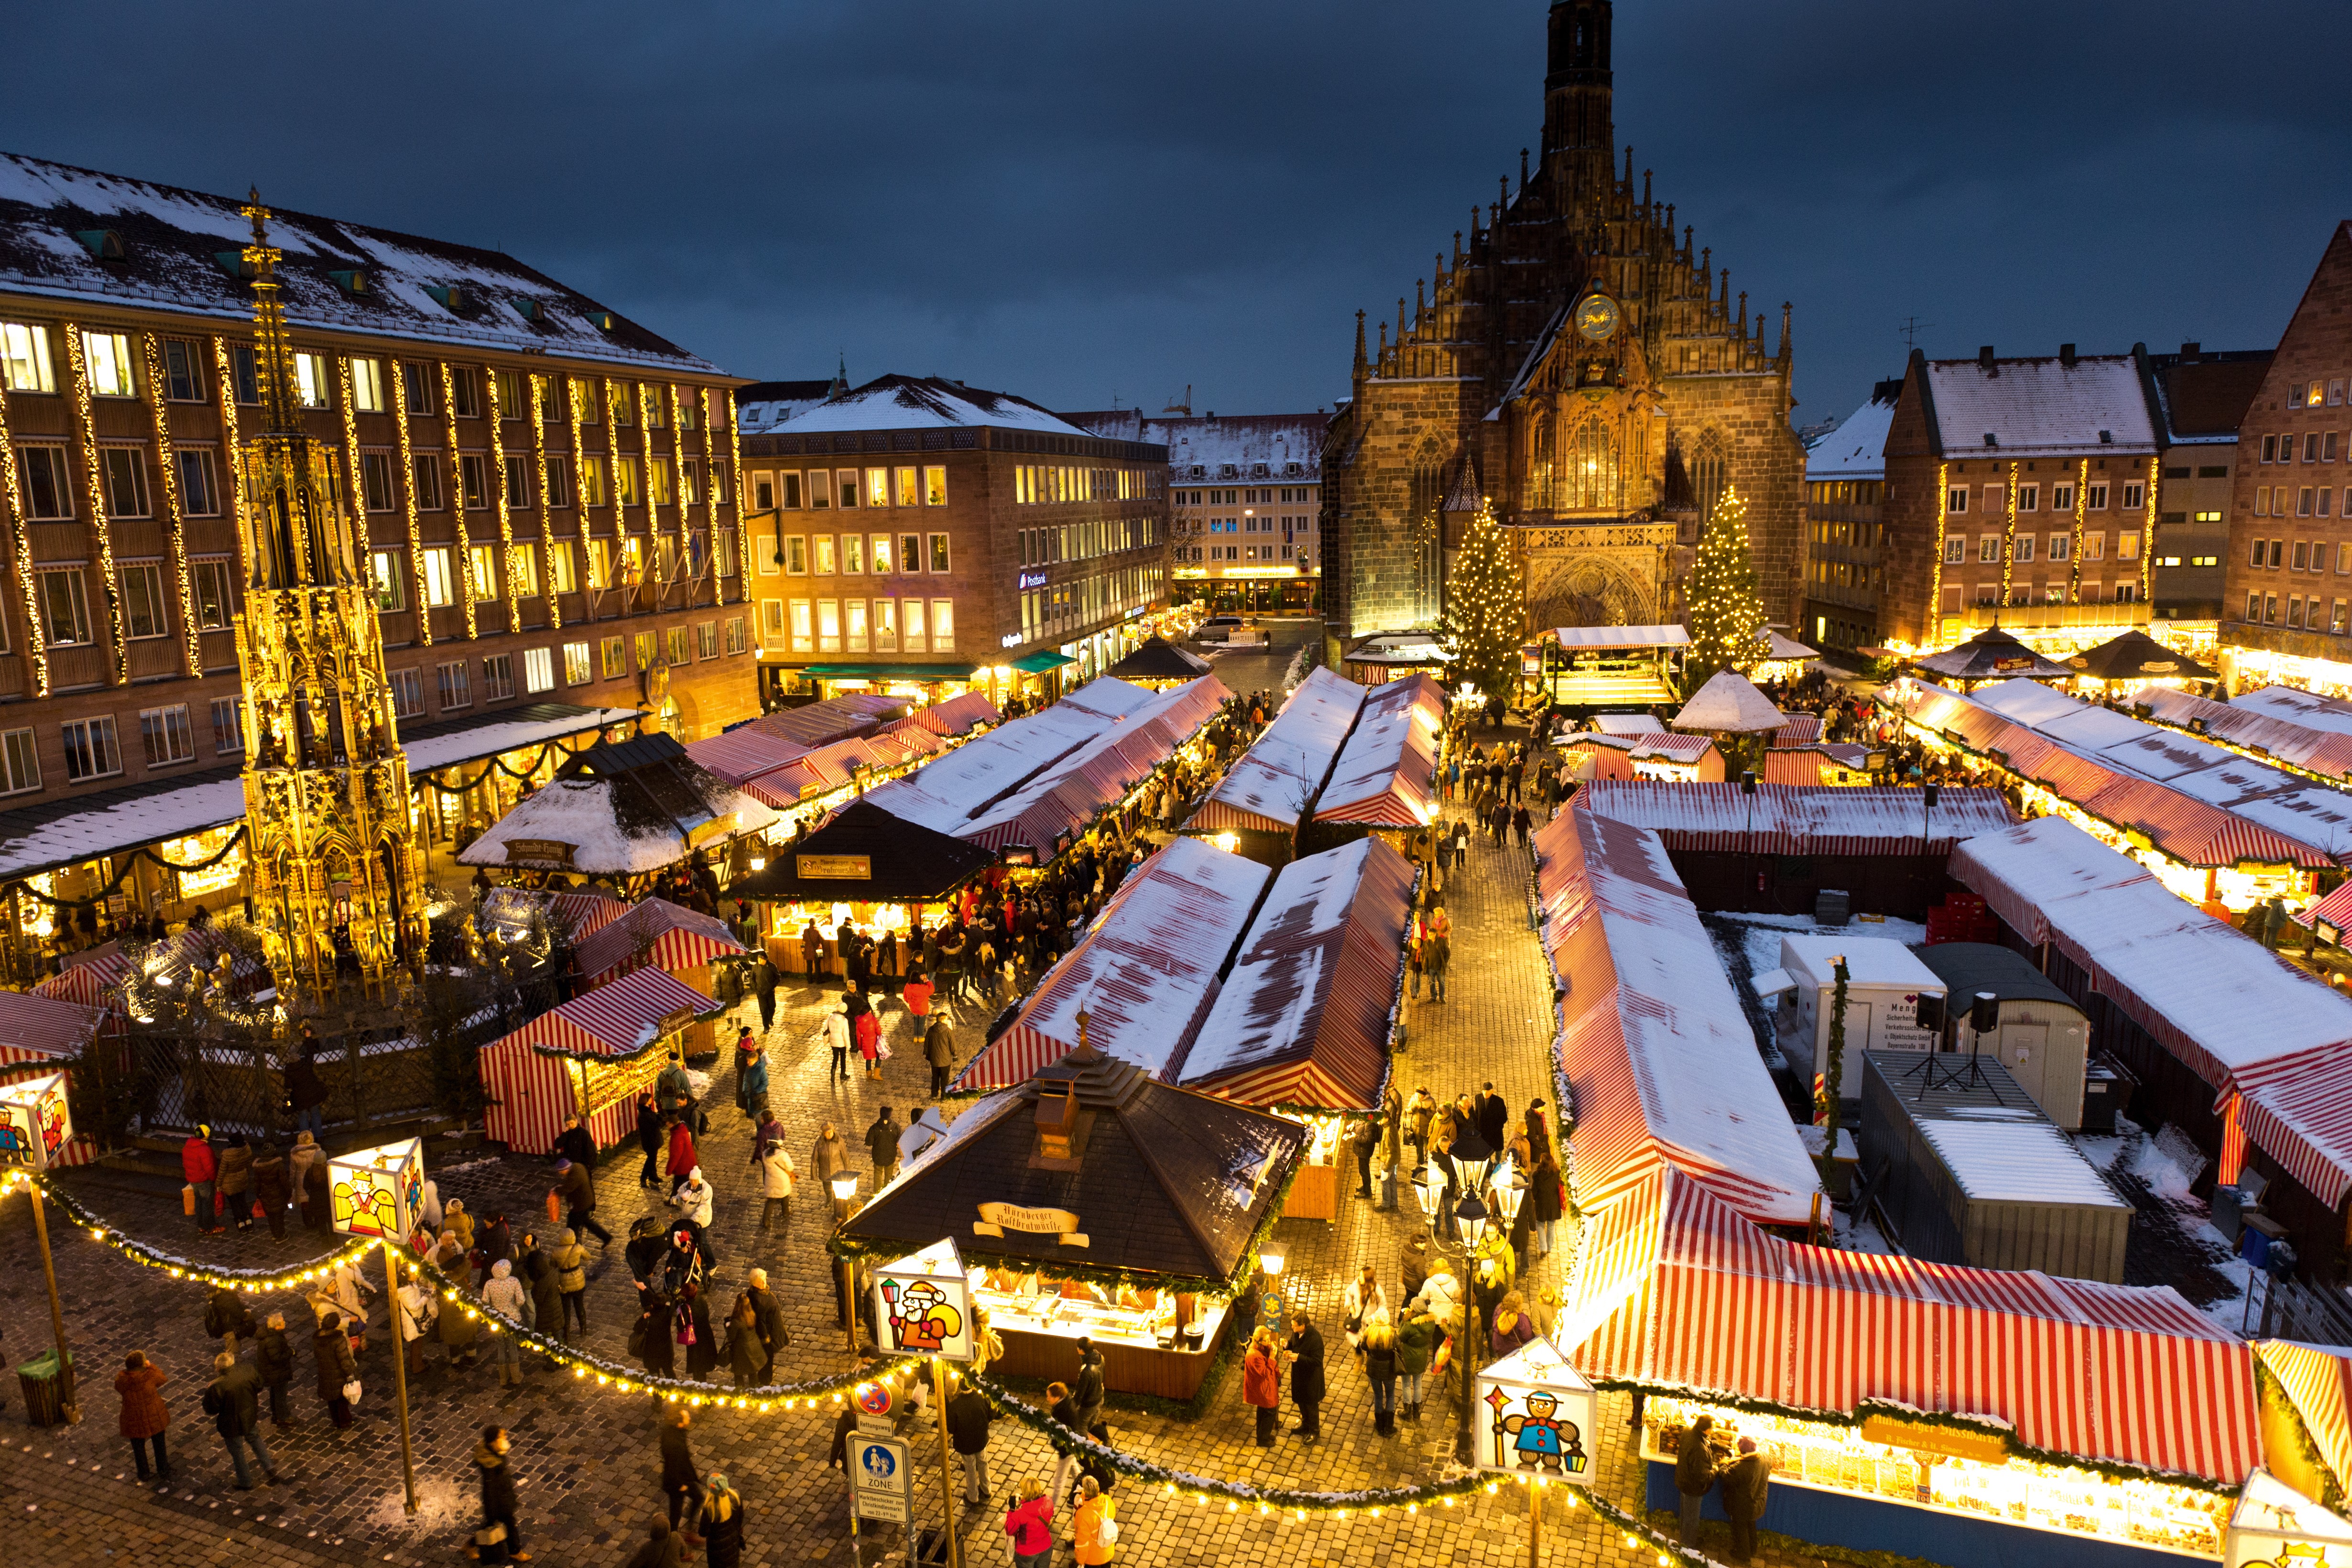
xmin=1798 ymin=381 xmax=1898 ymax=653
xmin=0 ymin=152 xmax=759 ymax=967
xmin=2219 ymin=222 xmax=2352 ymax=696
xmin=738 ymin=374 xmax=1169 ymax=708
xmin=1320 ymin=0 xmax=1806 ymax=655
xmin=1071 ymin=410 xmax=1325 ymax=614
xmin=2144 ymin=345 xmax=2269 ymax=628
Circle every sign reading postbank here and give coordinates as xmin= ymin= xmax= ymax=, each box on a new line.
xmin=797 ymin=854 xmax=872 ymax=881
xmin=974 ymin=1201 xmax=1089 ymax=1247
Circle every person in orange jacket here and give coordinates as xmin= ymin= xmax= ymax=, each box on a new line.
xmin=1072 ymin=1475 xmax=1117 ymax=1565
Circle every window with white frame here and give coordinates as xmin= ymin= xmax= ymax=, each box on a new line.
xmin=81 ymin=330 xmax=136 ymax=396
xmin=481 ymin=653 xmax=514 ymax=700
xmin=0 ymin=322 xmax=55 ymax=392
xmin=367 ymin=549 xmax=403 ymax=612
xmin=18 ymin=447 xmax=70 ymax=519
xmin=36 ymin=567 xmax=89 ymax=644
xmin=562 ymin=641 xmax=591 ymax=685
xmin=724 ymin=616 xmax=746 ymax=655
xmin=523 ymin=646 xmax=554 ymax=694
xmin=61 ymin=715 xmax=120 ymax=781
xmin=422 ymin=547 xmax=456 ymax=608
xmin=390 ymin=668 xmax=425 ymax=719
xmin=292 ymin=352 xmax=333 ymax=409
xmin=350 ymin=358 xmax=385 ymax=413
xmin=175 ymin=449 xmax=220 ymax=516
xmin=99 ymin=447 xmax=150 ymax=518
xmin=121 ymin=562 xmax=169 ymax=638
xmin=436 ymin=660 xmax=471 ymax=710
xmin=0 ymin=728 xmax=38 ymax=794
xmin=210 ymin=696 xmax=243 ymax=755
xmin=139 ymin=704 xmax=194 ymax=767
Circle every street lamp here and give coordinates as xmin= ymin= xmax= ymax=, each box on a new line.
xmin=829 ymin=1169 xmax=860 ymax=1361
xmin=1489 ymin=1155 xmax=1529 ymax=1231
xmin=1446 ymin=1127 xmax=1493 ymax=1194
xmin=1413 ymin=1162 xmax=1448 ymax=1231
xmin=1451 ymin=1192 xmax=1491 ymax=1249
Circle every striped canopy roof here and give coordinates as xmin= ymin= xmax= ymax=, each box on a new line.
xmin=905 ymin=691 xmax=1001 ymax=737
xmin=1187 ymin=668 xmax=1365 ymax=835
xmin=1177 ymin=837 xmax=1414 ymax=1111
xmin=1575 ymin=779 xmax=2015 ymax=857
xmin=1314 ymin=674 xmax=1445 ymax=828
xmin=573 ymin=897 xmax=749 ymax=983
xmin=1568 ymin=1168 xmax=2263 ymax=1485
xmin=2254 ymin=1341 xmax=2352 ymax=1499
xmin=489 ymin=966 xmax=713 ymax=1060
xmin=0 ymin=987 xmax=103 ymax=1059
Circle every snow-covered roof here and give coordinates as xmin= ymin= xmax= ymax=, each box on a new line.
xmin=1671 ymin=670 xmax=1786 ymax=734
xmin=1920 ymin=354 xmax=2158 ymax=456
xmin=2230 ymin=685 xmax=2352 ymax=740
xmin=458 ymin=769 xmax=776 ymax=874
xmin=1549 ymin=625 xmax=1689 ymax=650
xmin=1188 ymin=667 xmax=1364 ymax=834
xmin=403 ymin=706 xmax=639 ymax=774
xmin=0 ymin=770 xmax=244 ymax=881
xmin=0 ymin=152 xmax=719 ymax=373
xmin=1805 ymin=390 xmax=1895 ymax=480
xmin=1535 ymin=806 xmax=1822 ymax=1229
xmin=1590 ymin=712 xmax=1667 ymax=737
xmin=1778 ymin=934 xmax=1943 ymax=991
xmin=734 ymin=379 xmax=835 ymax=433
xmin=1082 ymin=412 xmax=1327 ymax=483
xmin=1913 ymin=1110 xmax=2132 ymax=1209
xmin=764 ymin=373 xmax=1092 ymax=438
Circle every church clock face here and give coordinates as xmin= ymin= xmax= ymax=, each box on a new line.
xmin=1575 ymin=294 xmax=1620 ymax=341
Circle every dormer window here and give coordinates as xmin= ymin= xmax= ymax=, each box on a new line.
xmin=512 ymin=297 xmax=544 ymax=321
xmin=586 ymin=309 xmax=618 ymax=332
xmin=74 ymin=229 xmax=124 ymax=261
xmin=426 ymin=284 xmax=471 ymax=314
xmin=329 ymin=269 xmax=369 ymax=296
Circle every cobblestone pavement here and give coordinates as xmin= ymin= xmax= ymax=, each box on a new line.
xmin=0 ymin=710 xmax=1882 ymax=1568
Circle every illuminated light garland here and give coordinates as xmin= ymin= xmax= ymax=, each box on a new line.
xmin=387 ymin=357 xmax=432 ymax=647
xmin=488 ymin=394 xmax=519 ymax=637
xmin=603 ymin=379 xmax=628 ymax=610
xmin=2141 ymin=454 xmax=2158 ymax=604
xmin=566 ymin=374 xmax=595 ymax=619
xmin=2069 ymin=457 xmax=2089 ymax=605
xmin=640 ymin=379 xmax=666 ymax=605
xmin=441 ymin=362 xmax=477 ymax=639
xmin=0 ymin=359 xmax=50 ymax=696
xmin=727 ymin=389 xmax=749 ymax=599
xmin=1998 ymin=459 xmax=2019 ymax=606
xmin=1927 ymin=459 xmax=1949 ymax=644
xmin=59 ymin=321 xmax=130 ymax=686
xmin=669 ymin=382 xmax=694 ymax=605
xmin=138 ymin=332 xmax=203 ymax=679
xmin=12 ymin=1170 xmax=380 ymax=1292
xmin=530 ymin=374 xmax=559 ymax=632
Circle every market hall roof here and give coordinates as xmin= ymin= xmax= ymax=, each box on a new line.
xmin=1670 ymin=670 xmax=1787 ymax=735
xmin=1102 ymin=637 xmax=1213 ymax=684
xmin=0 ymin=152 xmax=721 ymax=373
xmin=2142 ymin=685 xmax=2352 ymax=784
xmin=725 ymin=799 xmax=995 ymax=903
xmin=1066 ymin=410 xmax=1329 ymax=482
xmin=843 ymin=1038 xmax=1307 ymax=1291
xmin=1314 ymin=673 xmax=1446 ymax=828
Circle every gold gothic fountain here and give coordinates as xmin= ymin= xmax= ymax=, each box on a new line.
xmin=231 ymin=195 xmax=425 ymax=995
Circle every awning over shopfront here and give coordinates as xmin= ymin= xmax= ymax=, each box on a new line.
xmin=402 ymin=703 xmax=639 ymax=774
xmin=1567 ymin=1166 xmax=2263 ymax=1485
xmin=2144 ymin=685 xmax=2352 ymax=784
xmin=725 ymin=799 xmax=996 ymax=903
xmin=1575 ymin=779 xmax=2015 ymax=856
xmin=1536 ymin=807 xmax=1822 ymax=1229
xmin=1187 ymin=668 xmax=1365 ymax=836
xmin=0 ymin=987 xmax=104 ymax=1065
xmin=2254 ymin=1341 xmax=2352 ymax=1500
xmin=1011 ymin=651 xmax=1077 ymax=675
xmin=487 ymin=965 xmax=712 ymax=1059
xmin=844 ymin=1039 xmax=1307 ymax=1293
xmin=1178 ymin=837 xmax=1413 ymax=1111
xmin=954 ymin=836 xmax=1269 ymax=1091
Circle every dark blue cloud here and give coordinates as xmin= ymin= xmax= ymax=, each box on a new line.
xmin=4 ymin=0 xmax=2344 ymax=428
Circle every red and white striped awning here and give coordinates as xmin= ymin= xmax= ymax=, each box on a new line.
xmin=907 ymin=691 xmax=1001 ymax=737
xmin=35 ymin=945 xmax=126 ymax=1008
xmin=685 ymin=728 xmax=811 ymax=786
xmin=1569 ymin=1168 xmax=2263 ymax=1485
xmin=0 ymin=988 xmax=102 ymax=1061
xmin=575 ymin=897 xmax=749 ymax=984
xmin=2295 ymin=879 xmax=2352 ymax=936
xmin=1771 ymin=713 xmax=1823 ymax=746
xmin=2254 ymin=1341 xmax=2352 ymax=1495
xmin=1575 ymin=780 xmax=2015 ymax=857
xmin=489 ymin=966 xmax=713 ymax=1059
xmin=1315 ymin=674 xmax=1443 ymax=828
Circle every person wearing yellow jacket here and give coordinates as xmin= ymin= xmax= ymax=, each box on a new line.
xmin=1072 ymin=1475 xmax=1117 ymax=1565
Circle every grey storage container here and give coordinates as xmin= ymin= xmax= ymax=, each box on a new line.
xmin=1911 ymin=941 xmax=2092 ymax=1130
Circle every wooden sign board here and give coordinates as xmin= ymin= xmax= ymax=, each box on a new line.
xmin=505 ymin=838 xmax=576 ymax=868
xmin=797 ymin=854 xmax=872 ymax=881
xmin=1859 ymin=1414 xmax=2008 ymax=1465
xmin=973 ymin=1200 xmax=1088 ymax=1247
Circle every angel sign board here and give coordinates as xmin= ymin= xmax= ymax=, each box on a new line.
xmin=1473 ymin=1335 xmax=1597 ymax=1481
xmin=2226 ymin=1469 xmax=2352 ymax=1568
xmin=328 ymin=1136 xmax=426 ymax=1240
xmin=0 ymin=1071 xmax=70 ymax=1171
xmin=872 ymin=1236 xmax=973 ymax=1361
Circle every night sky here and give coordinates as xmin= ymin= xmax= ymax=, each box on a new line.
xmin=6 ymin=1 xmax=2346 ymax=435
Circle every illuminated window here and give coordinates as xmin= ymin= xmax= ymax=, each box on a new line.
xmin=814 ymin=535 xmax=836 ymax=575
xmin=870 ymin=534 xmax=893 ymax=575
xmin=894 ymin=466 xmax=919 ymax=508
xmin=293 ymin=352 xmax=333 ymax=409
xmin=865 ymin=468 xmax=889 ymax=508
xmin=930 ymin=597 xmax=954 ymax=651
xmin=874 ymin=598 xmax=897 ymax=652
xmin=548 ymin=540 xmax=575 ymax=594
xmin=81 ymin=331 xmax=135 ymax=396
xmin=421 ymin=547 xmax=456 ymax=608
xmin=725 ymin=616 xmax=746 ymax=655
xmin=577 ymin=456 xmax=606 ymax=508
xmin=612 ymin=384 xmax=634 ymax=427
xmin=523 ymin=647 xmax=554 ymax=694
xmin=697 ymin=621 xmax=718 ymax=660
xmin=2117 ymin=532 xmax=2140 ymax=561
xmin=783 ymin=599 xmax=807 ymax=651
xmin=1978 ymin=535 xmax=1998 ymax=563
xmin=600 ymin=635 xmax=626 ymax=679
xmin=647 ymin=457 xmax=674 ymax=506
xmin=846 ymin=599 xmax=868 ymax=652
xmin=817 ymin=599 xmax=840 ymax=652
xmin=633 ymin=630 xmax=654 ymax=670
xmin=614 ymin=456 xmax=639 ymax=507
xmin=366 ymin=551 xmax=403 ymax=612
xmin=665 ymin=625 xmax=690 ymax=665
xmin=1942 ymin=536 xmax=1964 ymax=565
xmin=568 ymin=376 xmax=598 ymax=424
xmin=925 ymin=465 xmax=946 ymax=505
xmin=928 ymin=533 xmax=951 ymax=573
xmin=842 ymin=534 xmax=865 ymax=575
xmin=0 ymin=322 xmax=55 ymax=392
xmin=904 ymin=596 xmax=926 ymax=652
xmin=563 ymin=642 xmax=591 ymax=685
xmin=468 ymin=544 xmax=498 ymax=600
xmin=510 ymin=544 xmax=539 ymax=597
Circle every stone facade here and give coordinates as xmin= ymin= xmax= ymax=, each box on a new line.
xmin=1322 ymin=0 xmax=1804 ymax=652
xmin=2221 ymin=222 xmax=2352 ymax=686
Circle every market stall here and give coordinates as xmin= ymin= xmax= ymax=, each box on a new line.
xmin=1312 ymin=673 xmax=1445 ymax=839
xmin=1185 ymin=667 xmax=1366 ymax=862
xmin=1103 ymin=636 xmax=1213 ymax=688
xmin=459 ymin=734 xmax=778 ymax=894
xmin=837 ymin=1036 xmax=1307 ymax=1399
xmin=1534 ymin=806 xmax=1822 ymax=1231
xmin=1562 ymin=730 xmax=1724 ymax=783
xmin=1910 ymin=624 xmax=2074 ymax=687
xmin=724 ymin=799 xmax=997 ymax=980
xmin=2143 ymin=685 xmax=2352 ymax=788
xmin=1571 ymin=1166 xmax=2263 ymax=1568
xmin=478 ymin=966 xmax=712 ymax=1154
xmin=953 ymin=836 xmax=1270 ymax=1092
xmin=2065 ymin=629 xmax=2219 ymax=694
xmin=1178 ymin=838 xmax=1414 ymax=1220
xmin=1534 ymin=625 xmax=1688 ymax=707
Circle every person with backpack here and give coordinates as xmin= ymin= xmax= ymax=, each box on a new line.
xmin=204 ymin=1284 xmax=256 ymax=1358
xmin=1072 ymin=1474 xmax=1117 ymax=1565
xmin=1004 ymin=1479 xmax=1054 ymax=1568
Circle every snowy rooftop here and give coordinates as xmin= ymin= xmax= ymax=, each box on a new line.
xmin=1190 ymin=668 xmax=1364 ymax=832
xmin=1777 ymin=934 xmax=1944 ymax=991
xmin=1914 ymin=1109 xmax=2133 ymax=1209
xmin=735 ymin=379 xmax=835 ymax=433
xmin=1804 ymin=389 xmax=1895 ymax=481
xmin=1065 ymin=412 xmax=1329 ymax=482
xmin=763 ymin=373 xmax=1093 ymax=438
xmin=0 ymin=152 xmax=718 ymax=372
xmin=1920 ymin=354 xmax=2158 ymax=456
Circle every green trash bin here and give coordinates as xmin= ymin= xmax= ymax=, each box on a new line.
xmin=18 ymin=1350 xmax=72 ymax=1427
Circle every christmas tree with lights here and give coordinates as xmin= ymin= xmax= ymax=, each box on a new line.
xmin=1683 ymin=482 xmax=1767 ymax=696
xmin=1443 ymin=497 xmax=1525 ymax=718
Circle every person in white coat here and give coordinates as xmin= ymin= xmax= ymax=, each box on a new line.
xmin=758 ymin=1142 xmax=795 ymax=1236
xmin=898 ymin=1107 xmax=951 ymax=1168
xmin=415 ymin=1176 xmax=443 ymax=1234
xmin=312 ymin=1258 xmax=375 ymax=1347
xmin=822 ymin=1007 xmax=853 ymax=1083
xmin=672 ymin=1165 xmax=714 ymax=1228
xmin=1342 ymin=1265 xmax=1390 ymax=1354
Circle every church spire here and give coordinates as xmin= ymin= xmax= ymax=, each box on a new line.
xmin=1542 ymin=0 xmax=1613 ymax=209
xmin=240 ymin=192 xmax=301 ymax=439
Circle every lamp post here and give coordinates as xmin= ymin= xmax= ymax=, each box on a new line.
xmin=830 ymin=1169 xmax=861 ymax=1360
xmin=1257 ymin=1243 xmax=1286 ymax=1328
xmin=1452 ymin=1190 xmax=1491 ymax=1464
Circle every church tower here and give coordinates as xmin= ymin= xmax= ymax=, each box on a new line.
xmin=233 ymin=195 xmax=426 ymax=996
xmin=1322 ymin=0 xmax=1805 ymax=656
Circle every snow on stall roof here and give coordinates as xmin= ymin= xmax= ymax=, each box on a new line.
xmin=403 ymin=706 xmax=639 ymax=774
xmin=1591 ymin=712 xmax=1667 ymax=737
xmin=1550 ymin=624 xmax=1690 ymax=650
xmin=1912 ymin=1111 xmax=2131 ymax=1208
xmin=1192 ymin=668 xmax=1364 ymax=831
xmin=457 ymin=776 xmax=775 ymax=873
xmin=1777 ymin=934 xmax=1943 ymax=991
xmin=765 ymin=373 xmax=1092 ymax=438
xmin=1537 ymin=807 xmax=1821 ymax=1228
xmin=0 ymin=152 xmax=717 ymax=372
xmin=1804 ymin=391 xmax=1895 ymax=481
xmin=2232 ymin=686 xmax=2352 ymax=738
xmin=860 ymin=705 xmax=1115 ymax=833
xmin=1314 ymin=674 xmax=1443 ymax=824
xmin=1920 ymin=354 xmax=2158 ymax=455
xmin=0 ymin=771 xmax=244 ymax=879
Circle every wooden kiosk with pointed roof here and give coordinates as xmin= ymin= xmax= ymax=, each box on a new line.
xmin=835 ymin=1018 xmax=1307 ymax=1399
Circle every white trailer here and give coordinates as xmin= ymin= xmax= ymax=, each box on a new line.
xmin=1752 ymin=935 xmax=1946 ymax=1084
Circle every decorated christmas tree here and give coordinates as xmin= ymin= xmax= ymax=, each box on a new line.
xmin=1683 ymin=482 xmax=1767 ymax=696
xmin=1442 ymin=497 xmax=1525 ymax=719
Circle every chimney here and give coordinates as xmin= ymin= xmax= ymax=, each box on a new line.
xmin=1978 ymin=345 xmax=1996 ymax=370
xmin=2179 ymin=341 xmax=2201 ymax=361
xmin=2059 ymin=343 xmax=2077 ymax=368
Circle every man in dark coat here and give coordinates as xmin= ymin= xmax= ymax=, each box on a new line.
xmin=554 ymin=1115 xmax=596 ymax=1170
xmin=864 ymin=1108 xmax=901 ymax=1187
xmin=1721 ymin=1437 xmax=1772 ymax=1564
xmin=1285 ymin=1313 xmax=1326 ymax=1440
xmin=203 ymin=1350 xmax=280 ymax=1489
xmin=475 ymin=1424 xmax=529 ymax=1562
xmin=284 ymin=1047 xmax=329 ymax=1136
xmin=659 ymin=1406 xmax=703 ymax=1539
xmin=1476 ymin=1083 xmax=1509 ymax=1154
xmin=635 ymin=1092 xmax=664 ymax=1189
xmin=554 ymin=1157 xmax=609 ymax=1246
xmin=1675 ymin=1414 xmax=1718 ymax=1544
xmin=253 ymin=1312 xmax=296 ymax=1428
xmin=754 ymin=956 xmax=779 ymax=1034
xmin=945 ymin=1381 xmax=996 ymax=1505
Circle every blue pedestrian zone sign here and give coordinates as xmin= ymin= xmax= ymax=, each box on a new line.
xmin=853 ymin=1434 xmax=913 ymax=1524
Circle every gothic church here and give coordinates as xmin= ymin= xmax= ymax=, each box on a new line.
xmin=1322 ymin=0 xmax=1803 ymax=646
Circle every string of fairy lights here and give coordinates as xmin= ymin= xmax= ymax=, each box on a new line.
xmin=60 ymin=321 xmax=131 ymax=686
xmin=0 ymin=351 xmax=51 ymax=697
xmin=388 ymin=356 xmax=433 ymax=646
xmin=488 ymin=377 xmax=520 ymax=637
xmin=440 ymin=361 xmax=479 ymax=639
xmin=0 ymin=1168 xmax=1703 ymax=1561
xmin=529 ymin=374 xmax=561 ymax=633
xmin=137 ymin=330 xmax=204 ymax=681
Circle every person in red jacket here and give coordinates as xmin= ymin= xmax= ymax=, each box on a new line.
xmin=182 ymin=1126 xmax=220 ymax=1236
xmin=1243 ymin=1326 xmax=1282 ymax=1447
xmin=1003 ymin=1478 xmax=1054 ymax=1568
xmin=666 ymin=1116 xmax=698 ymax=1194
xmin=854 ymin=1007 xmax=881 ymax=1082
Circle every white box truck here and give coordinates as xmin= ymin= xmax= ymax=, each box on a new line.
xmin=1752 ymin=936 xmax=1946 ymax=1084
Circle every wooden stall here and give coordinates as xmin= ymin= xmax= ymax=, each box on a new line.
xmin=478 ymin=967 xmax=712 ymax=1154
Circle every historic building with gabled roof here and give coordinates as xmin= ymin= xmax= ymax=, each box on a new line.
xmin=1321 ymin=0 xmax=1805 ymax=653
